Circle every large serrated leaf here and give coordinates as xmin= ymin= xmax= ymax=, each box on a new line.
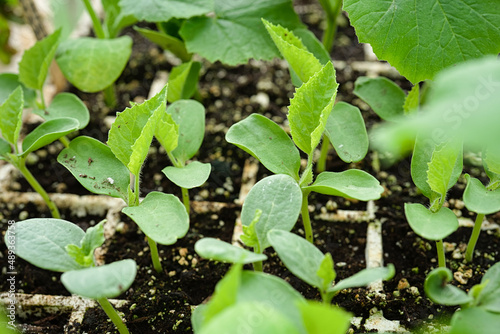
xmin=262 ymin=19 xmax=322 ymax=84
xmin=167 ymin=61 xmax=201 ymax=102
xmin=119 ymin=0 xmax=213 ymax=22
xmin=195 ymin=238 xmax=267 ymax=264
xmin=303 ymin=170 xmax=383 ymax=201
xmin=61 ymin=259 xmax=136 ymax=299
xmin=344 ymin=0 xmax=500 ymax=83
xmin=57 ymin=136 xmax=130 ymax=201
xmin=0 ymin=86 xmax=23 ymax=146
xmin=426 ymin=140 xmax=463 ymax=199
xmin=5 ymin=219 xmax=86 ymax=272
xmin=56 ymin=36 xmax=132 ymax=92
xmin=288 ymin=61 xmax=337 ymax=155
xmin=162 ymin=161 xmax=211 ymax=189
xmin=122 ymin=192 xmax=189 ymax=245
xmin=179 ymin=0 xmax=303 ymax=65
xmin=21 ymin=118 xmax=80 ymax=155
xmin=404 ymin=203 xmax=458 ymax=240
xmin=240 ymin=175 xmax=302 ymax=250
xmin=19 ymin=29 xmax=61 ymax=91
xmin=324 ymin=102 xmax=368 ymax=163
xmin=463 ymin=175 xmax=500 ymax=215
xmin=108 ymin=85 xmax=167 ymax=176
xmin=353 ymin=76 xmax=406 ymax=121
xmin=33 ymin=93 xmax=89 ymax=129
xmin=226 ymin=114 xmax=300 ymax=179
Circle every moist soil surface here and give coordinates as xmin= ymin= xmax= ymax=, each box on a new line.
xmin=1 ymin=1 xmax=500 ymax=333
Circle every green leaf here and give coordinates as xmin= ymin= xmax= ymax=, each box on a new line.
xmin=324 ymin=102 xmax=369 ymax=163
xmin=427 ymin=140 xmax=463 ymax=200
xmin=5 ymin=219 xmax=86 ymax=272
xmin=119 ymin=0 xmax=213 ymax=22
xmin=56 ymin=36 xmax=132 ymax=92
xmin=226 ymin=114 xmax=300 ymax=179
xmin=61 ymin=259 xmax=136 ymax=299
xmin=463 ymin=175 xmax=500 ymax=215
xmin=317 ymin=253 xmax=336 ymax=292
xmin=424 ymin=267 xmax=473 ymax=306
xmin=267 ymin=229 xmax=327 ymax=290
xmin=241 ymin=175 xmax=302 ymax=250
xmin=179 ymin=0 xmax=304 ymax=65
xmin=33 ymin=93 xmax=89 ymax=129
xmin=21 ymin=118 xmax=80 ymax=155
xmin=0 ymin=137 xmax=11 ymax=158
xmin=292 ymin=28 xmax=330 ymax=66
xmin=134 ymin=26 xmax=191 ymax=62
xmin=450 ymin=308 xmax=500 ymax=334
xmin=483 ymin=145 xmax=500 ymax=185
xmin=122 ymin=192 xmax=189 ymax=245
xmin=102 ymin=0 xmax=137 ymax=38
xmin=353 ymin=76 xmax=405 ymax=122
xmin=404 ymin=203 xmax=458 ymax=241
xmin=303 ymin=170 xmax=383 ymax=201
xmin=195 ymin=238 xmax=267 ymax=264
xmin=167 ymin=99 xmax=205 ymax=162
xmin=19 ymin=29 xmax=61 ymax=91
xmin=330 ymin=264 xmax=395 ymax=294
xmin=404 ymin=84 xmax=420 ymax=114
xmin=108 ymin=85 xmax=167 ymax=176
xmin=155 ymin=111 xmax=178 ymax=154
xmin=0 ymin=73 xmax=36 ymax=107
xmin=240 ymin=209 xmax=262 ymax=250
xmin=288 ymin=61 xmax=337 ymax=155
xmin=344 ymin=0 xmax=500 ymax=83
xmin=477 ymin=262 xmax=500 ymax=313
xmin=0 ymin=86 xmax=23 ymax=146
xmin=57 ymin=136 xmax=130 ymax=201
xmin=162 ymin=161 xmax=211 ymax=189
xmin=66 ymin=221 xmax=105 ymax=267
xmin=262 ymin=19 xmax=322 ymax=84
xmin=168 ymin=61 xmax=201 ymax=102
xmin=298 ymin=301 xmax=352 ymax=334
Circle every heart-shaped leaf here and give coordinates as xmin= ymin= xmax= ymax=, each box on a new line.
xmin=324 ymin=102 xmax=368 ymax=163
xmin=5 ymin=219 xmax=86 ymax=272
xmin=134 ymin=26 xmax=191 ymax=62
xmin=353 ymin=76 xmax=405 ymax=121
xmin=162 ymin=161 xmax=211 ymax=189
xmin=167 ymin=99 xmax=205 ymax=162
xmin=21 ymin=118 xmax=80 ymax=155
xmin=61 ymin=259 xmax=137 ymax=299
xmin=240 ymin=175 xmax=302 ymax=250
xmin=344 ymin=0 xmax=500 ymax=83
xmin=303 ymin=169 xmax=383 ymax=201
xmin=0 ymin=86 xmax=23 ymax=146
xmin=226 ymin=114 xmax=300 ymax=179
xmin=424 ymin=267 xmax=473 ymax=306
xmin=195 ymin=238 xmax=267 ymax=264
xmin=167 ymin=61 xmax=201 ymax=102
xmin=56 ymin=36 xmax=132 ymax=92
xmin=19 ymin=29 xmax=61 ymax=91
xmin=119 ymin=0 xmax=213 ymax=22
xmin=463 ymin=175 xmax=500 ymax=215
xmin=57 ymin=136 xmax=130 ymax=201
xmin=122 ymin=192 xmax=189 ymax=245
xmin=404 ymin=203 xmax=458 ymax=240
xmin=288 ymin=61 xmax=337 ymax=156
xmin=33 ymin=93 xmax=89 ymax=129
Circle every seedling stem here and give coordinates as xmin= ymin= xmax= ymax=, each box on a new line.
xmin=301 ymin=189 xmax=313 ymax=243
xmin=81 ymin=0 xmax=105 ymax=39
xmin=436 ymin=239 xmax=446 ymax=268
xmin=96 ymin=298 xmax=130 ymax=334
xmin=147 ymin=237 xmax=163 ymax=273
xmin=465 ymin=213 xmax=485 ymax=262
xmin=181 ymin=187 xmax=190 ymax=214
xmin=317 ymin=136 xmax=330 ymax=173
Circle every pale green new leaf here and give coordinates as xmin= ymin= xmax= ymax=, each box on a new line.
xmin=19 ymin=29 xmax=61 ymax=90
xmin=484 ymin=144 xmax=500 ymax=183
xmin=463 ymin=175 xmax=500 ymax=215
xmin=288 ymin=61 xmax=337 ymax=155
xmin=33 ymin=93 xmax=89 ymax=129
xmin=56 ymin=36 xmax=132 ymax=92
xmin=405 ymin=203 xmax=458 ymax=240
xmin=155 ymin=111 xmax=178 ymax=154
xmin=162 ymin=161 xmax=211 ymax=189
xmin=404 ymin=84 xmax=420 ymax=114
xmin=119 ymin=0 xmax=213 ymax=22
xmin=427 ymin=139 xmax=463 ymax=199
xmin=240 ymin=209 xmax=262 ymax=250
xmin=108 ymin=85 xmax=167 ymax=176
xmin=262 ymin=19 xmax=322 ymax=84
xmin=317 ymin=253 xmax=336 ymax=292
xmin=66 ymin=221 xmax=105 ymax=267
xmin=61 ymin=259 xmax=136 ymax=299
xmin=195 ymin=238 xmax=267 ymax=264
xmin=344 ymin=0 xmax=500 ymax=83
xmin=0 ymin=86 xmax=23 ymax=146
xmin=168 ymin=61 xmax=201 ymax=102
xmin=122 ymin=192 xmax=189 ymax=245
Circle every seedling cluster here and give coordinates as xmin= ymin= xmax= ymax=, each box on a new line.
xmin=1 ymin=0 xmax=500 ymax=333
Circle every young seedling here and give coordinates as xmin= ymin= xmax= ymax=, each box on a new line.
xmin=424 ymin=262 xmax=500 ymax=334
xmin=405 ymin=137 xmax=462 ymax=268
xmin=268 ymin=229 xmax=394 ymax=304
xmin=58 ymin=85 xmax=189 ymax=272
xmin=191 ymin=264 xmax=352 ymax=334
xmin=4 ymin=219 xmax=136 ymax=334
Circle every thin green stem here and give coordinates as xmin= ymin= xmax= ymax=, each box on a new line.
xmin=16 ymin=156 xmax=60 ymax=218
xmin=436 ymin=239 xmax=446 ymax=268
xmin=252 ymin=245 xmax=263 ymax=271
xmin=81 ymin=0 xmax=105 ymax=39
xmin=181 ymin=187 xmax=190 ymax=215
xmin=465 ymin=213 xmax=485 ymax=263
xmin=96 ymin=298 xmax=130 ymax=334
xmin=317 ymin=136 xmax=330 ymax=173
xmin=103 ymin=84 xmax=117 ymax=108
xmin=320 ymin=0 xmax=343 ymax=52
xmin=40 ymin=90 xmax=47 ymax=110
xmin=59 ymin=136 xmax=70 ymax=148
xmin=321 ymin=290 xmax=334 ymax=304
xmin=134 ymin=173 xmax=140 ymax=207
xmin=301 ymin=189 xmax=313 ymax=243
xmin=147 ymin=237 xmax=163 ymax=273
